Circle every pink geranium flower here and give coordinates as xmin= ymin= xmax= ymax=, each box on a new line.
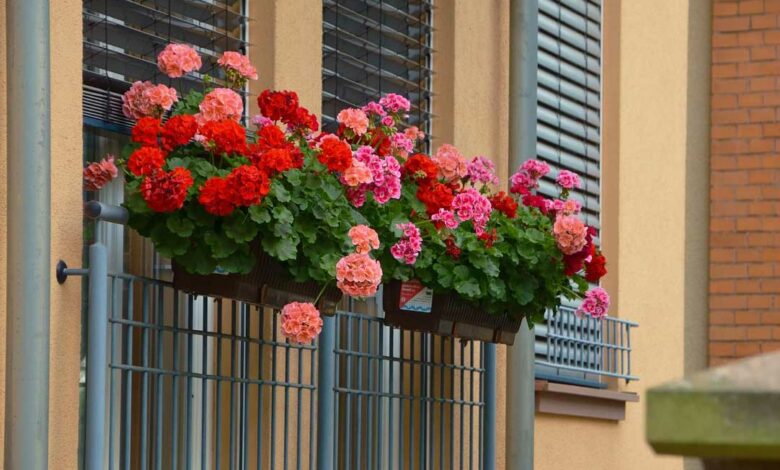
xmin=553 ymin=215 xmax=588 ymax=255
xmin=83 ymin=155 xmax=119 ymax=191
xmin=280 ymin=302 xmax=323 ymax=344
xmin=218 ymin=51 xmax=258 ymax=81
xmin=196 ymin=87 xmax=243 ymax=124
xmin=391 ymin=222 xmax=423 ymax=265
xmin=557 ymin=169 xmax=582 ymax=189
xmin=337 ymin=108 xmax=369 ymax=136
xmin=452 ymin=188 xmax=493 ymax=235
xmin=432 ymin=144 xmax=468 ymax=182
xmin=122 ymin=81 xmax=178 ymax=120
xmin=467 ymin=156 xmax=499 ymax=185
xmin=379 ymin=93 xmax=411 ymax=113
xmin=336 ymin=253 xmax=383 ymax=297
xmin=348 ymin=225 xmax=380 ymax=254
xmin=157 ymin=43 xmax=202 ymax=78
xmin=576 ymin=287 xmax=610 ymax=319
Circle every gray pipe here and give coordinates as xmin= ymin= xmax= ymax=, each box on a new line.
xmin=506 ymin=0 xmax=538 ymax=469
xmin=85 ymin=244 xmax=108 ymax=470
xmin=4 ymin=0 xmax=52 ymax=468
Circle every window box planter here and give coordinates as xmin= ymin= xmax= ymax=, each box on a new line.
xmin=172 ymin=244 xmax=342 ymax=315
xmin=382 ymin=280 xmax=522 ymax=345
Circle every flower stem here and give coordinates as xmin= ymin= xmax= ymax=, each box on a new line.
xmin=314 ymin=280 xmax=332 ymax=305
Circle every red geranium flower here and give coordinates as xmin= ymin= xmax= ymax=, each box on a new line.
xmin=318 ymin=136 xmax=352 ymax=172
xmin=226 ymin=165 xmax=270 ymax=207
xmin=161 ymin=114 xmax=198 ymax=151
xmin=478 ymin=228 xmax=498 ymax=248
xmin=255 ymin=125 xmax=288 ymax=151
xmin=521 ymin=194 xmax=551 ymax=215
xmin=131 ymin=117 xmax=161 ymax=147
xmin=140 ymin=167 xmax=193 ymax=213
xmin=285 ymin=106 xmax=319 ymax=132
xmin=416 ymin=181 xmax=454 ymax=215
xmin=254 ymin=147 xmax=299 ymax=175
xmin=445 ymin=237 xmax=461 ymax=259
xmin=258 ymin=90 xmax=299 ymax=122
xmin=403 ymin=153 xmax=437 ymax=182
xmin=585 ymin=248 xmax=607 ymax=282
xmin=128 ymin=147 xmax=166 ymax=176
xmin=199 ymin=119 xmax=247 ymax=155
xmin=562 ymin=228 xmax=596 ymax=276
xmin=489 ymin=191 xmax=518 ymax=219
xmin=198 ymin=177 xmax=235 ymax=216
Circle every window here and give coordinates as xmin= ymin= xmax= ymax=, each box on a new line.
xmin=322 ymin=0 xmax=433 ymax=150
xmin=532 ymin=0 xmax=631 ymax=388
xmin=83 ymin=0 xmax=248 ymax=130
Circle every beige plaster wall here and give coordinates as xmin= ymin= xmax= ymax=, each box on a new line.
xmin=534 ymin=1 xmax=711 ymax=469
xmin=48 ymin=0 xmax=85 ymax=467
xmin=0 ymin=0 xmax=7 ymax=465
xmin=0 ymin=0 xmax=84 ymax=468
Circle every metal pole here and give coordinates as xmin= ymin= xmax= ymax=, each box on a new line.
xmin=316 ymin=315 xmax=336 ymax=470
xmin=482 ymin=343 xmax=497 ymax=469
xmin=507 ymin=0 xmax=538 ymax=469
xmin=5 ymin=0 xmax=51 ymax=467
xmin=85 ymin=244 xmax=108 ymax=470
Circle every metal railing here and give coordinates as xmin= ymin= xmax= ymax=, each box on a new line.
xmin=535 ymin=307 xmax=638 ymax=386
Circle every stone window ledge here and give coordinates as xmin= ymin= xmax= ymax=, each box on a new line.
xmin=535 ymin=380 xmax=639 ymax=421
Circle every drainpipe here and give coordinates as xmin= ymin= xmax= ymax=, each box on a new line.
xmin=4 ymin=0 xmax=51 ymax=468
xmin=506 ymin=0 xmax=537 ymax=469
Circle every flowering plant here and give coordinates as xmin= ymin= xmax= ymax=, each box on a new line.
xmin=106 ymin=43 xmax=609 ymax=344
xmin=328 ymin=100 xmax=610 ymax=324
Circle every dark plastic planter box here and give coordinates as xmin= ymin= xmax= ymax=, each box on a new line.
xmin=382 ymin=280 xmax=522 ymax=345
xmin=172 ymin=246 xmax=342 ymax=315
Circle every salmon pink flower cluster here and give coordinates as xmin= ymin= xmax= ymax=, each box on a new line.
xmin=349 ymin=225 xmax=380 ymax=254
xmin=391 ymin=222 xmax=422 ymax=265
xmin=452 ymin=188 xmax=493 ymax=235
xmin=280 ymin=302 xmax=323 ymax=345
xmin=345 ymin=146 xmax=401 ymax=206
xmin=337 ymin=108 xmax=370 ymax=136
xmin=553 ymin=215 xmax=588 ymax=255
xmin=336 ymin=253 xmax=383 ymax=297
xmin=122 ymin=81 xmax=178 ymax=120
xmin=556 ymin=169 xmax=581 ymax=190
xmin=218 ymin=51 xmax=258 ymax=87
xmin=432 ymin=144 xmax=468 ymax=182
xmin=157 ymin=43 xmax=202 ymax=78
xmin=197 ymin=88 xmax=244 ymax=124
xmin=83 ymin=156 xmax=119 ymax=191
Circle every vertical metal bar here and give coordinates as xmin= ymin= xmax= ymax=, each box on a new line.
xmin=4 ymin=0 xmax=51 ymax=466
xmin=439 ymin=338 xmax=445 ymax=469
xmin=270 ymin=312 xmax=278 ymax=469
xmin=482 ymin=343 xmax=496 ymax=470
xmin=409 ymin=332 xmax=416 ymax=470
xmin=171 ymin=291 xmax=180 ymax=469
xmin=507 ymin=0 xmax=538 ymax=468
xmin=388 ymin=327 xmax=395 ymax=470
xmin=284 ymin=318 xmax=291 ymax=470
xmin=229 ymin=303 xmax=238 ymax=470
xmin=356 ymin=317 xmax=363 ymax=468
xmin=201 ymin=297 xmax=209 ymax=470
xmin=345 ymin=317 xmax=353 ymax=470
xmin=154 ymin=285 xmax=165 ymax=470
xmin=215 ymin=301 xmax=223 ymax=470
xmin=469 ymin=342 xmax=475 ymax=469
xmin=139 ymin=283 xmax=150 ymax=469
xmin=123 ymin=280 xmax=134 ymax=470
xmin=316 ymin=315 xmax=336 ymax=470
xmin=186 ymin=296 xmax=194 ymax=470
xmin=85 ymin=244 xmax=108 ymax=470
xmin=309 ymin=340 xmax=316 ymax=470
xmin=399 ymin=330 xmax=405 ymax=467
xmin=257 ymin=307 xmax=265 ymax=468
xmin=108 ymin=278 xmax=118 ymax=468
xmin=367 ymin=319 xmax=374 ymax=469
xmin=459 ymin=341 xmax=465 ymax=470
xmin=296 ymin=327 xmax=303 ymax=470
xmin=242 ymin=306 xmax=250 ymax=469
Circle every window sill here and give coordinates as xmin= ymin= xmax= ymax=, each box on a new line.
xmin=535 ymin=380 xmax=639 ymax=421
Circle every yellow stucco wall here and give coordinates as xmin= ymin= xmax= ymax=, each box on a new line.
xmin=534 ymin=1 xmax=711 ymax=470
xmin=0 ymin=0 xmax=710 ymax=467
xmin=0 ymin=0 xmax=84 ymax=468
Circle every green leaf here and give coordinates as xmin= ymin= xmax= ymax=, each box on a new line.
xmin=454 ymin=278 xmax=481 ymax=298
xmin=285 ymin=169 xmax=303 ymax=186
xmin=150 ymin=225 xmax=189 ymax=257
xmin=124 ymin=191 xmax=151 ymax=214
xmin=487 ymin=278 xmax=507 ymax=299
xmin=294 ymin=216 xmax=318 ymax=243
xmin=248 ymin=205 xmax=271 ymax=224
xmin=166 ymin=213 xmax=195 ymax=237
xmin=511 ymin=277 xmax=538 ymax=305
xmin=270 ymin=180 xmax=291 ymax=202
xmin=223 ymin=213 xmax=259 ymax=243
xmin=272 ymin=205 xmax=294 ymax=225
xmin=272 ymin=222 xmax=293 ymax=238
xmin=262 ymin=236 xmax=298 ymax=261
xmin=453 ymin=265 xmax=470 ymax=281
xmin=215 ymin=246 xmax=255 ymax=274
xmin=433 ymin=263 xmax=454 ymax=288
xmin=526 ymin=228 xmax=545 ymax=244
xmin=322 ymin=180 xmax=342 ymax=201
xmin=469 ymin=252 xmax=500 ymax=277
xmin=204 ymin=231 xmax=239 ymax=259
xmin=186 ymin=203 xmax=215 ymax=227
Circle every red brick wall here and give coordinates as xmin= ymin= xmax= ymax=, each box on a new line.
xmin=710 ymin=0 xmax=780 ymax=365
